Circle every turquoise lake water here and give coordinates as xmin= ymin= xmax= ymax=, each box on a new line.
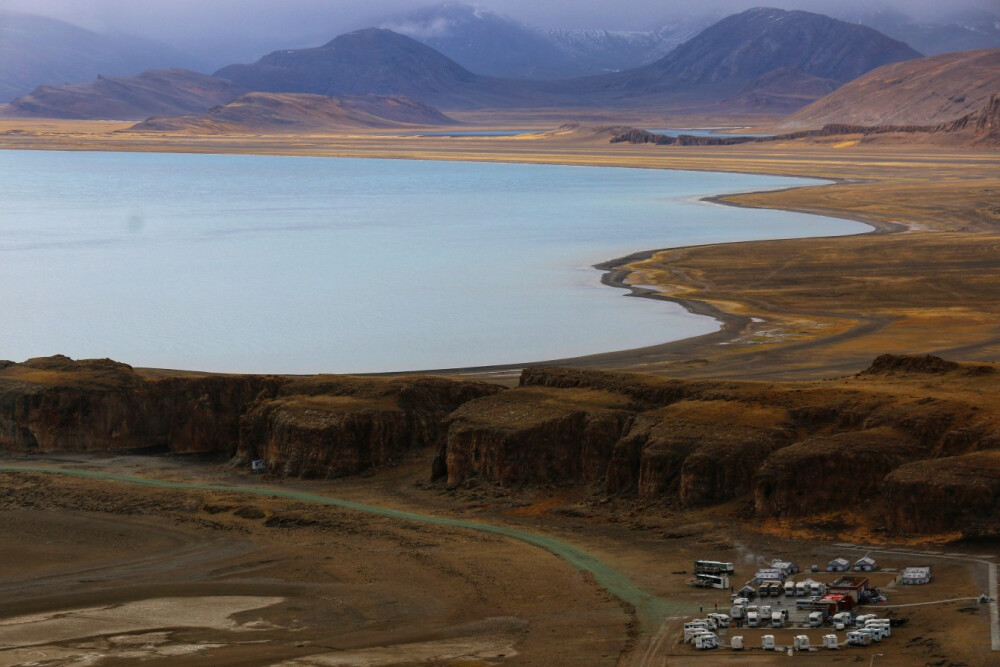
xmin=0 ymin=150 xmax=865 ymax=373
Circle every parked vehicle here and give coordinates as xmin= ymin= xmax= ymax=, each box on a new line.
xmin=808 ymin=611 xmax=825 ymax=627
xmin=730 ymin=635 xmax=744 ymax=650
xmin=823 ymin=634 xmax=839 ymax=649
xmin=772 ymin=611 xmax=785 ymax=628
xmin=794 ymin=635 xmax=810 ymax=650
xmin=694 ymin=633 xmax=719 ymax=650
xmin=847 ymin=631 xmax=872 ymax=646
xmin=855 ymin=614 xmax=877 ymax=628
xmin=762 ymin=635 xmax=776 ymax=650
xmin=707 ymin=613 xmax=730 ymax=628
xmin=747 ymin=611 xmax=759 ymax=627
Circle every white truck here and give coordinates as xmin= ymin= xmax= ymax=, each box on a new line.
xmin=808 ymin=610 xmax=825 ymax=627
xmin=771 ymin=611 xmax=785 ymax=628
xmin=747 ymin=610 xmax=759 ymax=627
xmin=762 ymin=634 xmax=776 ymax=650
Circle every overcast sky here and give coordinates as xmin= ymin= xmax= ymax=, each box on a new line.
xmin=1 ymin=0 xmax=994 ymax=62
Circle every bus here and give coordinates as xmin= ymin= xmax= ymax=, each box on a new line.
xmin=695 ymin=560 xmax=735 ymax=575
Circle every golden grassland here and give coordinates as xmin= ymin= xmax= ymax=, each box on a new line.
xmin=1 ymin=116 xmax=997 ymax=380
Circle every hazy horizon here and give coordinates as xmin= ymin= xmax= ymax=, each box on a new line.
xmin=2 ymin=0 xmax=996 ymax=66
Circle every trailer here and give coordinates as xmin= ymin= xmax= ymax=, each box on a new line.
xmin=772 ymin=611 xmax=785 ymax=628
xmin=847 ymin=631 xmax=871 ymax=646
xmin=690 ymin=573 xmax=730 ymax=589
xmin=901 ymin=566 xmax=931 ymax=585
xmin=730 ymin=636 xmax=744 ymax=650
xmin=823 ymin=634 xmax=839 ymax=649
xmin=794 ymin=635 xmax=810 ymax=650
xmin=761 ymin=635 xmax=776 ymax=650
xmin=808 ymin=611 xmax=825 ymax=627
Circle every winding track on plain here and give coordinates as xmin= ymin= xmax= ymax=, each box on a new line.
xmin=0 ymin=465 xmax=690 ymax=664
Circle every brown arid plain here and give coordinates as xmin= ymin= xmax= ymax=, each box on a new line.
xmin=0 ymin=114 xmax=998 ymax=666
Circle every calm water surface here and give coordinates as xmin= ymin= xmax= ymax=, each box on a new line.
xmin=0 ymin=150 xmax=863 ymax=373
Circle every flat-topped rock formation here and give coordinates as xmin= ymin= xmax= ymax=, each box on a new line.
xmin=2 ymin=354 xmax=996 ymax=537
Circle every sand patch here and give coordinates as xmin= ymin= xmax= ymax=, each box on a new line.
xmin=281 ymin=617 xmax=525 ymax=666
xmin=0 ymin=596 xmax=282 ymax=665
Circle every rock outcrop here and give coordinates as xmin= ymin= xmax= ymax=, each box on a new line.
xmin=3 ymin=354 xmax=998 ymax=538
xmin=753 ymin=428 xmax=922 ymax=517
xmin=237 ymin=375 xmax=502 ymax=478
xmin=0 ymin=356 xmax=280 ymax=454
xmin=438 ymin=386 xmax=633 ymax=486
xmin=434 ymin=358 xmax=999 ymax=537
xmin=0 ymin=356 xmax=499 ymax=473
xmin=883 ymin=451 xmax=1000 ymax=536
xmin=606 ymin=400 xmax=793 ymax=506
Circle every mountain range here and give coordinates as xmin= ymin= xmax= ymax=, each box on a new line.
xmin=376 ymin=3 xmax=992 ymax=80
xmin=216 ymin=8 xmax=921 ymax=111
xmin=378 ymin=4 xmax=716 ymax=79
xmin=0 ymin=69 xmax=245 ymax=120
xmin=0 ymin=11 xmax=204 ymax=102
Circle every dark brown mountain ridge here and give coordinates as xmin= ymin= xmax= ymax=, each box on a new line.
xmin=130 ymin=92 xmax=455 ymax=133
xmin=213 ymin=8 xmax=922 ymax=111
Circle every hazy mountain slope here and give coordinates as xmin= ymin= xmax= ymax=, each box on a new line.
xmin=210 ymin=9 xmax=923 ymax=112
xmin=378 ymin=3 xmax=575 ymax=79
xmin=779 ymin=49 xmax=1000 ymax=128
xmin=214 ymin=28 xmax=563 ymax=110
xmin=1 ymin=69 xmax=245 ymax=120
xmin=840 ymin=8 xmax=1000 ymax=56
xmin=0 ymin=11 xmax=205 ymax=102
xmin=544 ymin=16 xmax=716 ymax=73
xmin=573 ymin=7 xmax=922 ymax=106
xmin=378 ymin=4 xmax=718 ymax=79
xmin=724 ymin=68 xmax=841 ymax=111
xmin=130 ymin=92 xmax=455 ymax=133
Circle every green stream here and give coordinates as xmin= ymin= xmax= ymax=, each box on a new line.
xmin=0 ymin=465 xmax=690 ymax=623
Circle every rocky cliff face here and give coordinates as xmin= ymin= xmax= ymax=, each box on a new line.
xmin=0 ymin=357 xmax=499 ymax=475
xmin=237 ymin=375 xmax=502 ymax=479
xmin=434 ymin=359 xmax=999 ymax=537
xmin=753 ymin=428 xmax=922 ymax=516
xmin=606 ymin=400 xmax=793 ymax=506
xmin=0 ymin=356 xmax=280 ymax=454
xmin=3 ymin=354 xmax=997 ymax=538
xmin=438 ymin=387 xmax=633 ymax=486
xmin=883 ymin=451 xmax=1000 ymax=536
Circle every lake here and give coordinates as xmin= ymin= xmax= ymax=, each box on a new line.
xmin=0 ymin=150 xmax=864 ymax=373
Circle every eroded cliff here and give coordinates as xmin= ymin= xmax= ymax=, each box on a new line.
xmin=2 ymin=354 xmax=997 ymax=537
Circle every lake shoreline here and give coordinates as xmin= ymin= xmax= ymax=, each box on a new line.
xmin=1 ymin=126 xmax=994 ymax=380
